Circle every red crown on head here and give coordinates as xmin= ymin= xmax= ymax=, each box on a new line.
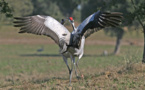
xmin=69 ymin=17 xmax=73 ymax=21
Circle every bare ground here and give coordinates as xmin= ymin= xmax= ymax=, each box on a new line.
xmin=0 ymin=38 xmax=144 ymax=46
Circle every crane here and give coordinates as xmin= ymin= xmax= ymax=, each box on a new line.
xmin=13 ymin=10 xmax=123 ymax=84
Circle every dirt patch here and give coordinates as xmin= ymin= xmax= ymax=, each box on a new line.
xmin=0 ymin=38 xmax=55 ymax=45
xmin=0 ymin=38 xmax=144 ymax=46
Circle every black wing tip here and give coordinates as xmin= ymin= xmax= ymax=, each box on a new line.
xmin=14 ymin=17 xmax=23 ymax=20
xmin=14 ymin=17 xmax=21 ymax=19
xmin=102 ymin=12 xmax=123 ymax=18
xmin=14 ymin=17 xmax=29 ymax=21
xmin=103 ymin=12 xmax=123 ymax=15
xmin=13 ymin=17 xmax=30 ymax=27
xmin=110 ymin=12 xmax=123 ymax=15
xmin=13 ymin=25 xmax=20 ymax=27
xmin=100 ymin=11 xmax=123 ymax=26
xmin=19 ymin=31 xmax=25 ymax=33
xmin=13 ymin=21 xmax=24 ymax=24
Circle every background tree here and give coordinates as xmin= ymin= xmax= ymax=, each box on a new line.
xmin=81 ymin=0 xmax=124 ymax=55
xmin=53 ymin=0 xmax=86 ymax=22
xmin=31 ymin=0 xmax=63 ymax=21
xmin=81 ymin=0 xmax=142 ymax=55
xmin=30 ymin=0 xmax=84 ymax=21
xmin=0 ymin=0 xmax=33 ymax=24
xmin=5 ymin=0 xmax=33 ymax=16
xmin=54 ymin=0 xmax=80 ymax=16
xmin=0 ymin=0 xmax=12 ymax=17
xmin=130 ymin=0 xmax=145 ymax=63
xmin=102 ymin=0 xmax=132 ymax=55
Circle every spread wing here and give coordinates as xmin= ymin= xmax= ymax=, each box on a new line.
xmin=14 ymin=15 xmax=71 ymax=45
xmin=76 ymin=10 xmax=123 ymax=38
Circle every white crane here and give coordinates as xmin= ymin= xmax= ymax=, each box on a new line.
xmin=14 ymin=10 xmax=123 ymax=84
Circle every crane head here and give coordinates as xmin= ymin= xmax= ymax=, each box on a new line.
xmin=69 ymin=17 xmax=74 ymax=22
xmin=68 ymin=17 xmax=76 ymax=32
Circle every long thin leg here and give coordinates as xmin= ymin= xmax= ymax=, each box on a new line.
xmin=74 ymin=36 xmax=85 ymax=79
xmin=69 ymin=55 xmax=79 ymax=78
xmin=69 ymin=54 xmax=75 ymax=85
xmin=62 ymin=56 xmax=71 ymax=74
xmin=74 ymin=61 xmax=79 ymax=78
xmin=76 ymin=59 xmax=84 ymax=79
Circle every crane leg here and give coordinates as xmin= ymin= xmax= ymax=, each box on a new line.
xmin=62 ymin=56 xmax=71 ymax=74
xmin=69 ymin=54 xmax=76 ymax=85
xmin=74 ymin=62 xmax=79 ymax=78
xmin=76 ymin=59 xmax=84 ymax=79
xmin=70 ymin=55 xmax=80 ymax=80
xmin=69 ymin=62 xmax=74 ymax=85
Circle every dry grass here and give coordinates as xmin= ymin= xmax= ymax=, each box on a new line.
xmin=0 ymin=62 xmax=145 ymax=90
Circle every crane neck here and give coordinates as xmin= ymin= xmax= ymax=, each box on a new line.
xmin=71 ymin=22 xmax=77 ymax=34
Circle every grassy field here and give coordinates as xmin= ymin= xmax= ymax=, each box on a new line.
xmin=0 ymin=25 xmax=145 ymax=89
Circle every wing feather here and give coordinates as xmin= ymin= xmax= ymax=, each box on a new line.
xmin=76 ymin=10 xmax=123 ymax=38
xmin=14 ymin=15 xmax=70 ymax=45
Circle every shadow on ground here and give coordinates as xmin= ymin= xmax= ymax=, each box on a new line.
xmin=20 ymin=54 xmax=61 ymax=57
xmin=20 ymin=53 xmax=110 ymax=57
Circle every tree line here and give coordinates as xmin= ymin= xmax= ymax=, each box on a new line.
xmin=1 ymin=0 xmax=145 ymax=63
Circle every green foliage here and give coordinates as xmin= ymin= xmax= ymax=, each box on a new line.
xmin=31 ymin=0 xmax=63 ymax=21
xmin=0 ymin=0 xmax=33 ymax=24
xmin=54 ymin=0 xmax=80 ymax=16
xmin=0 ymin=0 xmax=83 ymax=23
xmin=30 ymin=0 xmax=85 ymax=21
xmin=5 ymin=0 xmax=33 ymax=16
xmin=81 ymin=0 xmax=104 ymax=21
xmin=72 ymin=9 xmax=81 ymax=22
xmin=0 ymin=0 xmax=13 ymax=17
xmin=131 ymin=0 xmax=145 ymax=27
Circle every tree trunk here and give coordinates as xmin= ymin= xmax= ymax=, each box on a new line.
xmin=142 ymin=28 xmax=145 ymax=63
xmin=114 ymin=36 xmax=121 ymax=55
xmin=114 ymin=28 xmax=124 ymax=55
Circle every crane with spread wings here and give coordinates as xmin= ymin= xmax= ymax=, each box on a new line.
xmin=14 ymin=10 xmax=123 ymax=84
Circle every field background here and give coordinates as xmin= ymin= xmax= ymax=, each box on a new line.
xmin=0 ymin=25 xmax=145 ymax=89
